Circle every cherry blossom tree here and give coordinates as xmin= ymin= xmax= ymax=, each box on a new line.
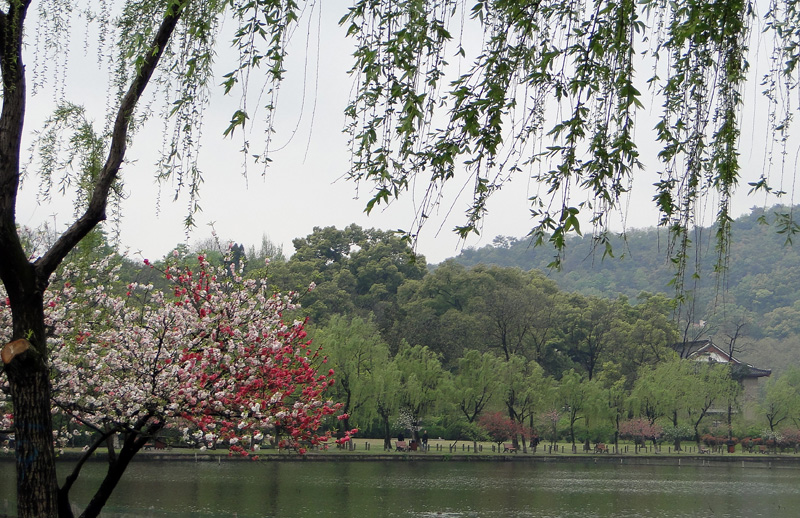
xmin=619 ymin=418 xmax=663 ymax=452
xmin=1 ymin=252 xmax=351 ymax=518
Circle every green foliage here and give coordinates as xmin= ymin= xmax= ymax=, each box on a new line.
xmin=265 ymin=225 xmax=426 ymax=331
xmin=761 ymin=367 xmax=800 ymax=432
xmin=451 ymin=350 xmax=501 ymax=423
xmin=443 ymin=418 xmax=487 ymax=444
xmin=501 ymin=355 xmax=552 ymax=439
xmin=27 ymin=103 xmax=119 ymax=222
xmin=310 ymin=315 xmax=392 ymax=433
xmin=395 ymin=341 xmax=447 ymax=429
xmin=632 ymin=358 xmax=740 ymax=442
xmin=558 ymin=369 xmax=603 ymax=445
xmin=661 ymin=424 xmax=695 ymax=444
xmin=451 ymin=206 xmax=800 ymax=376
xmin=339 ymin=0 xmax=774 ymax=280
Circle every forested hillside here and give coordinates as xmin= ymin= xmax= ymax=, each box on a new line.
xmin=450 ymin=205 xmax=800 ymax=374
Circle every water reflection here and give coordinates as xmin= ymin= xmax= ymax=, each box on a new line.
xmin=0 ymin=459 xmax=797 ymax=517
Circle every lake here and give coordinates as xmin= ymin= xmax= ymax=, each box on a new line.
xmin=1 ymin=458 xmax=798 ymax=517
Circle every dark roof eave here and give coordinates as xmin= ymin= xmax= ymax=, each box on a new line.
xmin=743 ymin=367 xmax=772 ymax=378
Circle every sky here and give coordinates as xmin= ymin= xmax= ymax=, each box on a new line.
xmin=15 ymin=1 xmax=796 ymax=265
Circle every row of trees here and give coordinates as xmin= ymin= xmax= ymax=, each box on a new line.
xmin=10 ymin=229 xmax=800 ymax=467
xmin=236 ymin=225 xmax=682 ymax=382
xmin=314 ymin=312 xmax=753 ymax=453
xmin=60 ymin=226 xmax=800 ymax=456
xmin=453 ymin=206 xmax=800 ymax=379
xmin=320 ymin=310 xmax=800 ymax=454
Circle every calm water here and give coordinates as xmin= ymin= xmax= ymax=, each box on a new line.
xmin=0 ymin=460 xmax=798 ymax=517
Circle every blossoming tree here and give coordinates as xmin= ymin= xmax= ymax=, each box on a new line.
xmin=619 ymin=418 xmax=663 ymax=452
xmin=478 ymin=411 xmax=522 ymax=451
xmin=1 ymin=252 xmax=350 ymax=517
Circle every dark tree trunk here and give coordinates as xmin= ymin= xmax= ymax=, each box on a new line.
xmin=8 ymin=358 xmax=60 ymax=517
xmin=59 ymin=430 xmax=117 ymax=518
xmin=0 ymin=2 xmax=52 ymax=511
xmin=381 ymin=411 xmax=391 ymax=450
xmin=3 ymin=281 xmax=60 ymax=517
xmin=340 ymin=388 xmax=352 ymax=436
xmin=671 ymin=410 xmax=682 ymax=451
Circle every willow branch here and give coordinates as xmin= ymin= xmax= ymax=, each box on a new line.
xmin=36 ymin=0 xmax=190 ymax=280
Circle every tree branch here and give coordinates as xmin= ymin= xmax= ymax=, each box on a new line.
xmin=0 ymin=0 xmax=31 ymax=299
xmin=59 ymin=428 xmax=118 ymax=497
xmin=36 ymin=0 xmax=189 ymax=280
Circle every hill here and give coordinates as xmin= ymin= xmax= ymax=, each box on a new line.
xmin=448 ymin=205 xmax=800 ymax=375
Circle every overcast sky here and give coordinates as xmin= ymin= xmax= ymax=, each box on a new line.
xmin=15 ymin=1 xmax=796 ymax=265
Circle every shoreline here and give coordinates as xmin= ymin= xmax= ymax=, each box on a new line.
xmin=4 ymin=437 xmax=799 ymax=469
xmin=8 ymin=450 xmax=796 ymax=469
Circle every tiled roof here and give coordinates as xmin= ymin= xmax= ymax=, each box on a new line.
xmin=672 ymin=339 xmax=771 ymax=378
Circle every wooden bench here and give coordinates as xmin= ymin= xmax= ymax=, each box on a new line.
xmin=396 ymin=441 xmax=408 ymax=452
xmin=698 ymin=446 xmax=710 ymax=454
xmin=758 ymin=445 xmax=768 ymax=454
xmin=503 ymin=443 xmax=517 ymax=453
xmin=594 ymin=443 xmax=608 ymax=453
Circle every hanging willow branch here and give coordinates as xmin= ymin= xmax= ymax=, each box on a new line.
xmin=341 ymin=0 xmax=769 ymax=281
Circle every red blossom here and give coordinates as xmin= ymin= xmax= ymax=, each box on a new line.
xmin=478 ymin=412 xmax=522 ymax=444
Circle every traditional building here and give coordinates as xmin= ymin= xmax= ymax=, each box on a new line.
xmin=673 ymin=339 xmax=771 ymax=419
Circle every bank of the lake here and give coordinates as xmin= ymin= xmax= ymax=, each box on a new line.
xmin=32 ymin=437 xmax=800 ymax=471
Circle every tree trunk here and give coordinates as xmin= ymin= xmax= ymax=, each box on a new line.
xmin=381 ymin=412 xmax=391 ymax=450
xmin=4 ymin=291 xmax=59 ymax=517
xmin=0 ymin=2 xmax=186 ymax=516
xmin=569 ymin=417 xmax=576 ymax=446
xmin=59 ymin=430 xmax=117 ymax=518
xmin=0 ymin=1 xmax=55 ymax=511
xmin=672 ymin=411 xmax=681 ymax=452
xmin=727 ymin=402 xmax=733 ymax=440
xmin=9 ymin=364 xmax=59 ymax=517
xmin=340 ymin=389 xmax=352 ymax=440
